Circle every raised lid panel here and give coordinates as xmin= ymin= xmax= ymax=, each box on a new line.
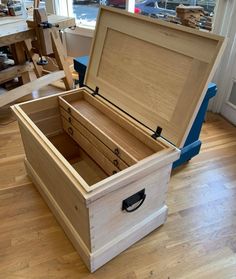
xmin=85 ymin=7 xmax=225 ymax=148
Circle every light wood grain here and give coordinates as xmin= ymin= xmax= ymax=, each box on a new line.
xmin=0 ymin=71 xmax=65 ymax=107
xmin=60 ymin=108 xmax=129 ymax=171
xmin=0 ymin=63 xmax=34 ymax=84
xmin=12 ymin=80 xmax=180 ymax=271
xmin=18 ymin=122 xmax=92 ymax=250
xmin=25 ymin=160 xmax=92 ymax=271
xmin=26 ymin=14 xmax=76 ymax=30
xmin=11 ymin=42 xmax=31 ymax=85
xmin=72 ymin=149 xmax=108 ymax=185
xmin=86 ymin=6 xmax=225 ymax=148
xmin=0 ymin=13 xmax=75 ymax=107
xmin=62 ymin=117 xmax=121 ymax=177
xmin=59 ymin=91 xmax=162 ymax=163
xmin=0 ymin=14 xmax=75 ymax=47
xmin=7 ymin=8 xmax=226 ymax=269
xmin=1 ymin=102 xmax=236 ymax=277
xmin=83 ymin=91 xmax=167 ymax=151
xmin=89 ymin=166 xmax=171 ymax=251
xmin=51 ymin=29 xmax=74 ymax=90
xmin=13 ymin=90 xmax=178 ymax=200
xmin=0 ymin=24 xmax=35 ymax=47
xmin=0 ymin=8 xmax=232 ymax=275
xmin=23 ymin=39 xmax=42 ymax=78
xmin=33 ymin=9 xmax=52 ymax=56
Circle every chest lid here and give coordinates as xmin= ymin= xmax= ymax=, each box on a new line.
xmin=85 ymin=7 xmax=225 ymax=148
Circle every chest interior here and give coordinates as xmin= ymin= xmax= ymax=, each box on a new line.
xmin=16 ymin=7 xmax=225 ymax=192
xmin=19 ymin=88 xmax=171 ymax=188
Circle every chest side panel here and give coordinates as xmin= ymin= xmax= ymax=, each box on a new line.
xmin=89 ymin=164 xmax=172 ymax=251
xmin=17 ymin=117 xmax=92 ymax=250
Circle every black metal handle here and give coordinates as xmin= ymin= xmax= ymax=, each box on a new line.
xmin=68 ymin=127 xmax=73 ymax=135
xmin=68 ymin=117 xmax=72 ymax=123
xmin=114 ymin=148 xmax=120 ymax=156
xmin=113 ymin=159 xmax=119 ymax=166
xmin=67 ymin=107 xmax=71 ymax=114
xmin=122 ymin=189 xmax=146 ymax=213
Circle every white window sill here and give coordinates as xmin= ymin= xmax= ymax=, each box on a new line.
xmin=65 ymin=24 xmax=95 ymax=37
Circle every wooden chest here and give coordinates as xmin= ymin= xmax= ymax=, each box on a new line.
xmin=12 ymin=7 xmax=225 ymax=272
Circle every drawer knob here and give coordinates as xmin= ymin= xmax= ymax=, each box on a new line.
xmin=68 ymin=127 xmax=74 ymax=136
xmin=122 ymin=189 xmax=146 ymax=213
xmin=113 ymin=159 xmax=119 ymax=167
xmin=114 ymin=148 xmax=120 ymax=156
xmin=68 ymin=117 xmax=72 ymax=123
xmin=67 ymin=107 xmax=71 ymax=114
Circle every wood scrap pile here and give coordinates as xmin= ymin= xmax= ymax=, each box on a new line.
xmin=176 ymin=4 xmax=212 ymax=31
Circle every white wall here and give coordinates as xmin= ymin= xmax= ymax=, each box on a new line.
xmin=210 ymin=0 xmax=236 ymax=114
xmin=65 ymin=28 xmax=93 ymax=58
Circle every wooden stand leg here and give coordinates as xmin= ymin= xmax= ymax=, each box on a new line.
xmin=50 ymin=29 xmax=74 ymax=90
xmin=23 ymin=39 xmax=43 ymax=78
xmin=11 ymin=42 xmax=31 ymax=85
xmin=34 ymin=0 xmax=40 ymax=8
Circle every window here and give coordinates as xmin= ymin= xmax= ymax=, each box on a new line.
xmin=24 ymin=0 xmax=46 ymax=8
xmin=72 ymin=0 xmax=100 ymax=28
xmin=70 ymin=0 xmax=217 ymax=28
xmin=34 ymin=0 xmax=216 ymax=29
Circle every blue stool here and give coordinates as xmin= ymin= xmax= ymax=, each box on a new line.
xmin=74 ymin=56 xmax=217 ymax=168
xmin=173 ymin=82 xmax=217 ymax=168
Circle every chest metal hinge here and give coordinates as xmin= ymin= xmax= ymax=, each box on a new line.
xmin=151 ymin=126 xmax=162 ymax=140
xmin=92 ymin=86 xmax=99 ymax=96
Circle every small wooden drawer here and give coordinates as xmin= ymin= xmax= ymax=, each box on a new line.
xmin=59 ymin=96 xmax=138 ymax=166
xmin=62 ymin=117 xmax=120 ymax=176
xmin=60 ymin=108 xmax=129 ymax=171
xmin=58 ymin=93 xmax=158 ymax=166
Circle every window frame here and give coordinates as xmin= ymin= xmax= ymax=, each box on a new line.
xmin=47 ymin=0 xmax=219 ymax=31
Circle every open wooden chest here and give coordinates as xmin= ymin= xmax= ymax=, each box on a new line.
xmin=12 ymin=7 xmax=225 ymax=272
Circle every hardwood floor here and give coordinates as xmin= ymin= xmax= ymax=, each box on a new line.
xmin=0 ymin=99 xmax=236 ymax=278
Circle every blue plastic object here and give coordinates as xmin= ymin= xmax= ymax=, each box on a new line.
xmin=73 ymin=56 xmax=217 ymax=168
xmin=173 ymin=82 xmax=217 ymax=168
xmin=73 ymin=55 xmax=89 ymax=87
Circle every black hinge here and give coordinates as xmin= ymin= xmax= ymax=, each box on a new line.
xmin=151 ymin=126 xmax=162 ymax=140
xmin=92 ymin=86 xmax=99 ymax=96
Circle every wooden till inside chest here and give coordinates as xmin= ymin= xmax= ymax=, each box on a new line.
xmin=22 ymin=89 xmax=168 ymax=188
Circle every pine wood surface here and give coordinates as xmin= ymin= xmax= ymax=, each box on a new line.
xmin=61 ymin=98 xmax=155 ymax=160
xmin=0 ymin=101 xmax=236 ymax=278
xmin=86 ymin=7 xmax=226 ymax=149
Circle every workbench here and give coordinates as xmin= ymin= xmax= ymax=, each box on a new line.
xmin=0 ymin=16 xmax=36 ymax=85
xmin=0 ymin=13 xmax=75 ymax=106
